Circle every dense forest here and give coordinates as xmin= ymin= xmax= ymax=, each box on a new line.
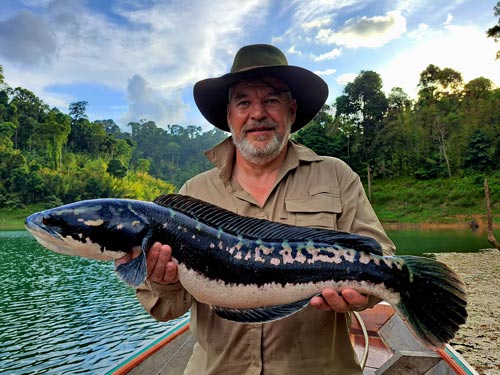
xmin=0 ymin=57 xmax=499 ymax=211
xmin=2 ymin=0 xmax=500 ymax=212
xmin=296 ymin=67 xmax=500 ymax=179
xmin=0 ymin=64 xmax=229 ymax=208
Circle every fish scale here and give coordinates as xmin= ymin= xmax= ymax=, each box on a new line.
xmin=25 ymin=193 xmax=467 ymax=350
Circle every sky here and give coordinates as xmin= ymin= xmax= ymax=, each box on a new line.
xmin=1 ymin=0 xmax=499 ymax=131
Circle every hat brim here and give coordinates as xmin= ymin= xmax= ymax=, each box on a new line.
xmin=193 ymin=65 xmax=328 ymax=133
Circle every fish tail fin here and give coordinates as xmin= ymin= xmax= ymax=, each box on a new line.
xmin=395 ymin=255 xmax=467 ymax=349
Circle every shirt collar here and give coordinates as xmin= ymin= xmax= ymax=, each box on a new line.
xmin=204 ymin=137 xmax=322 ymax=185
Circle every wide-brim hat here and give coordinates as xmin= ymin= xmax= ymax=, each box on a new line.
xmin=193 ymin=44 xmax=329 ymax=133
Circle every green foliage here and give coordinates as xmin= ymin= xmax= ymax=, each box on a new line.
xmin=370 ymin=173 xmax=499 ymax=223
xmin=464 ymin=129 xmax=496 ymax=172
xmin=0 ymin=66 xmax=226 ymax=209
xmin=298 ymin=65 xmax=500 ymax=182
xmin=1 ymin=60 xmax=500 ymax=229
xmin=107 ymin=158 xmax=128 ymax=178
xmin=294 ymin=105 xmax=344 ymax=157
xmin=334 ymin=71 xmax=388 ymax=165
xmin=486 ymin=1 xmax=500 ymax=59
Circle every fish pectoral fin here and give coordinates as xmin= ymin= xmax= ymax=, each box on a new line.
xmin=115 ymin=251 xmax=147 ymax=288
xmin=212 ymin=297 xmax=312 ymax=323
xmin=115 ymin=232 xmax=152 ymax=288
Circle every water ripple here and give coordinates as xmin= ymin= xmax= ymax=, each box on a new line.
xmin=0 ymin=231 xmax=176 ymax=374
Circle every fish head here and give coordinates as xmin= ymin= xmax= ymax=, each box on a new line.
xmin=25 ymin=199 xmax=150 ymax=261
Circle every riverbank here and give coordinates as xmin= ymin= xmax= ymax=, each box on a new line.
xmin=433 ymin=249 xmax=500 ymax=375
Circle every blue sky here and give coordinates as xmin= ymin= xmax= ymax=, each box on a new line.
xmin=1 ymin=0 xmax=499 ymax=131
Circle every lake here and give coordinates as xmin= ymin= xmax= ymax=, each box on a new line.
xmin=0 ymin=231 xmax=184 ymax=375
xmin=0 ymin=228 xmax=496 ymax=374
xmin=386 ymin=226 xmax=499 ymax=255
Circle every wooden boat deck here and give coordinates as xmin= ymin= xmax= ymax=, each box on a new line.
xmin=104 ymin=303 xmax=478 ymax=375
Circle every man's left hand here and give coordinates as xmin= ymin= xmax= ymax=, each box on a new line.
xmin=310 ymin=288 xmax=368 ymax=313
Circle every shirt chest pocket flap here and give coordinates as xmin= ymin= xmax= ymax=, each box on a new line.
xmin=284 ymin=186 xmax=342 ymax=229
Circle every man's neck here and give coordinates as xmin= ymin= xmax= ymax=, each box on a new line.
xmin=232 ymin=145 xmax=288 ymax=207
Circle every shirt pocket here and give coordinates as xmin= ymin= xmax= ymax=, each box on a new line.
xmin=284 ymin=185 xmax=342 ymax=229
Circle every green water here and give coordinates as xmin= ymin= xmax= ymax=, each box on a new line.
xmin=387 ymin=227 xmax=499 ymax=255
xmin=0 ymin=231 xmax=178 ymax=375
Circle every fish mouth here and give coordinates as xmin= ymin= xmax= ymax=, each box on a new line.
xmin=25 ymin=212 xmax=65 ymax=246
xmin=25 ymin=210 xmax=127 ymax=261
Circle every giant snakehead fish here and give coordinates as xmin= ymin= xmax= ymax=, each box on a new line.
xmin=25 ymin=194 xmax=467 ymax=349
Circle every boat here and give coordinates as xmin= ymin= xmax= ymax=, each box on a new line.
xmin=103 ymin=302 xmax=478 ymax=375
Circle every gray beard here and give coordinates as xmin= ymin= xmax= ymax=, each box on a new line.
xmin=232 ymin=131 xmax=288 ymax=165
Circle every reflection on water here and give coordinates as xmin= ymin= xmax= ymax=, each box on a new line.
xmin=386 ymin=227 xmax=499 ymax=255
xmin=0 ymin=231 xmax=176 ymax=374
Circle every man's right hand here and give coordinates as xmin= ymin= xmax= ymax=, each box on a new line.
xmin=115 ymin=242 xmax=179 ymax=285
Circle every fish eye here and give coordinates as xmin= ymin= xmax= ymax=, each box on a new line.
xmin=42 ymin=216 xmax=53 ymax=226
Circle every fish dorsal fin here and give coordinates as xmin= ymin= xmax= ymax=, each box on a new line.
xmin=153 ymin=194 xmax=382 ymax=255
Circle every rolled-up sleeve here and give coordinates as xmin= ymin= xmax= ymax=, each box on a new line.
xmin=136 ymin=281 xmax=193 ymax=321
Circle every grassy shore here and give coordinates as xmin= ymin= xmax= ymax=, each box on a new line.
xmin=0 ymin=205 xmax=49 ymax=230
xmin=2 ymin=174 xmax=500 ymax=230
xmin=370 ymin=175 xmax=500 ymax=224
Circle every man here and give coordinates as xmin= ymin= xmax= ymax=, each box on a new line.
xmin=121 ymin=44 xmax=395 ymax=374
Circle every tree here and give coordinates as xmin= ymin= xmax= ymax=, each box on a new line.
xmin=294 ymin=105 xmax=341 ymax=157
xmin=107 ymin=159 xmax=128 ymax=178
xmin=386 ymin=87 xmax=412 ymax=116
xmin=0 ymin=122 xmax=16 ymax=150
xmin=487 ymin=1 xmax=500 ymax=59
xmin=464 ymin=129 xmax=495 ymax=172
xmin=95 ymin=119 xmax=122 ymax=136
xmin=415 ymin=65 xmax=464 ymax=177
xmin=132 ymin=158 xmax=151 ymax=173
xmin=0 ymin=91 xmax=17 ymax=124
xmin=69 ymin=101 xmax=88 ymax=122
xmin=334 ymin=71 xmax=388 ymax=166
xmin=463 ymin=77 xmax=494 ymax=99
xmin=38 ymin=109 xmax=71 ymax=170
xmin=417 ymin=65 xmax=463 ymax=103
xmin=372 ymin=87 xmax=415 ymax=177
xmin=11 ymin=88 xmax=49 ymax=150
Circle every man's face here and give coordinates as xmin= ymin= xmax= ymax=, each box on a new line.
xmin=227 ymin=77 xmax=297 ymax=164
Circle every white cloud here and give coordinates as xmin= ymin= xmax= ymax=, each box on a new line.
xmin=275 ymin=0 xmax=368 ymax=49
xmin=315 ymin=68 xmax=337 ymax=76
xmin=0 ymin=10 xmax=57 ymax=66
xmin=1 ymin=0 xmax=271 ymax=126
xmin=121 ymin=74 xmax=188 ymax=126
xmin=378 ymin=24 xmax=500 ymax=98
xmin=288 ymin=0 xmax=363 ymax=26
xmin=336 ymin=73 xmax=358 ymax=86
xmin=301 ymin=17 xmax=331 ymax=31
xmin=316 ymin=10 xmax=407 ymax=48
xmin=287 ymin=45 xmax=302 ymax=56
xmin=443 ymin=13 xmax=453 ymax=26
xmin=407 ymin=23 xmax=431 ymax=41
xmin=312 ymin=48 xmax=343 ymax=61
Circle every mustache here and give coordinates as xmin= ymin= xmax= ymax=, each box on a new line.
xmin=242 ymin=120 xmax=278 ymax=133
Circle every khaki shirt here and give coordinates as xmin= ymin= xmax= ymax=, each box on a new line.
xmin=136 ymin=138 xmax=395 ymax=375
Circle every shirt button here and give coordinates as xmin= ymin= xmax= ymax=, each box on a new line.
xmin=252 ymin=361 xmax=260 ymax=367
xmin=259 ymin=211 xmax=266 ymax=217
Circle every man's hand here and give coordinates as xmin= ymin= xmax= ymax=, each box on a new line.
xmin=310 ymin=288 xmax=368 ymax=313
xmin=115 ymin=242 xmax=179 ymax=285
